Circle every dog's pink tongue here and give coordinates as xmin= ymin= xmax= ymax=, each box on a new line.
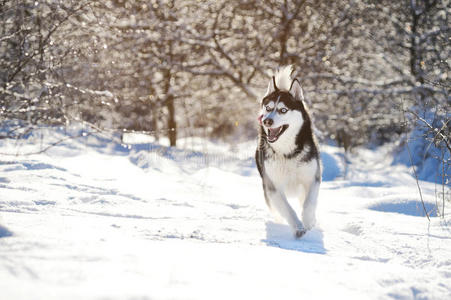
xmin=268 ymin=127 xmax=280 ymax=138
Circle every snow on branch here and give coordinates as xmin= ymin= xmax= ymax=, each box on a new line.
xmin=304 ymin=74 xmax=412 ymax=87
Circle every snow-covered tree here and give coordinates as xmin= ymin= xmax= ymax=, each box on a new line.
xmin=0 ymin=0 xmax=91 ymax=137
xmin=1 ymin=0 xmax=448 ymax=164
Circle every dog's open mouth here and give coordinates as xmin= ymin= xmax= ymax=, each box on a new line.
xmin=267 ymin=125 xmax=289 ymax=143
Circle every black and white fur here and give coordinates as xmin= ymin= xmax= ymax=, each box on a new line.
xmin=255 ymin=66 xmax=321 ymax=238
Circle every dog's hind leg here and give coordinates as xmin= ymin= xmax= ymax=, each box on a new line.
xmin=302 ymin=179 xmax=320 ymax=230
xmin=263 ymin=177 xmax=305 ymax=237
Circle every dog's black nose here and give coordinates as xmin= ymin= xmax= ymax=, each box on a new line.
xmin=263 ymin=118 xmax=273 ymax=127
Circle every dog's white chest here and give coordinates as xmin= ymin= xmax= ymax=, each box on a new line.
xmin=265 ymin=157 xmax=317 ymax=198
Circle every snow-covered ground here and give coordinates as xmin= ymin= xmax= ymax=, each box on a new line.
xmin=0 ymin=128 xmax=450 ymax=300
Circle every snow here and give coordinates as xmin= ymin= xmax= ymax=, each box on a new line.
xmin=0 ymin=128 xmax=450 ymax=300
xmin=393 ymin=119 xmax=450 ymax=184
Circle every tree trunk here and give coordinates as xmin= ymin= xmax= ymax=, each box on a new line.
xmin=166 ymin=94 xmax=176 ymax=147
xmin=151 ymin=101 xmax=159 ymax=142
xmin=163 ymin=68 xmax=177 ymax=147
xmin=409 ymin=7 xmax=421 ymax=83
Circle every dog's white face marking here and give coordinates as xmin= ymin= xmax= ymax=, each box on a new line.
xmin=264 ymin=101 xmax=275 ymax=111
xmin=260 ymin=99 xmax=304 ymax=153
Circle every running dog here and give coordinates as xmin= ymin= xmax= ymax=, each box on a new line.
xmin=256 ymin=66 xmax=321 ymax=238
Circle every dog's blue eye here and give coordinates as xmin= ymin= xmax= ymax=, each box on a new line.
xmin=280 ymin=108 xmax=288 ymax=114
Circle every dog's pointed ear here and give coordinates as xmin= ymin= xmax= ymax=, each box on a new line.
xmin=289 ymin=78 xmax=304 ymax=101
xmin=264 ymin=76 xmax=278 ymax=97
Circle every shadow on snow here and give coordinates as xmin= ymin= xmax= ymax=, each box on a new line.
xmin=368 ymin=200 xmax=438 ymax=217
xmin=0 ymin=225 xmax=13 ymax=238
xmin=262 ymin=221 xmax=326 ymax=254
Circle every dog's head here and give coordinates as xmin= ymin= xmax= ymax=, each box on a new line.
xmin=258 ymin=66 xmax=308 ymax=146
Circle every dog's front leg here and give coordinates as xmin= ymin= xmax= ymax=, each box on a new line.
xmin=302 ymin=179 xmax=320 ymax=230
xmin=263 ymin=178 xmax=306 ymax=238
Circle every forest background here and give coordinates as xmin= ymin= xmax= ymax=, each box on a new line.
xmin=1 ymin=0 xmax=449 ymax=189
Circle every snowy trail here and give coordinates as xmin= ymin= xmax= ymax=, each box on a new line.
xmin=0 ymin=134 xmax=450 ymax=300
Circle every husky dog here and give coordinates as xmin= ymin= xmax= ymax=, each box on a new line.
xmin=255 ymin=66 xmax=321 ymax=238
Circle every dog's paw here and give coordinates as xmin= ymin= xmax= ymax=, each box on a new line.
xmin=295 ymin=228 xmax=307 ymax=239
